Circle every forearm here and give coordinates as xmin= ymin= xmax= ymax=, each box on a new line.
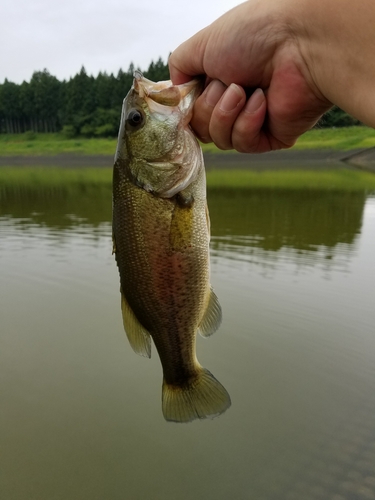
xmin=294 ymin=0 xmax=375 ymax=126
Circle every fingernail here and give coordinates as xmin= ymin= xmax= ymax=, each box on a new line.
xmin=204 ymin=80 xmax=226 ymax=107
xmin=245 ymin=88 xmax=264 ymax=114
xmin=219 ymin=84 xmax=244 ymax=112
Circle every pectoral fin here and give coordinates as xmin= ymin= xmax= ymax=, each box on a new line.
xmin=121 ymin=291 xmax=151 ymax=358
xmin=169 ymin=199 xmax=194 ymax=251
xmin=198 ymin=287 xmax=222 ymax=338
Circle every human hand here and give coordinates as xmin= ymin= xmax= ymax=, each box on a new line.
xmin=169 ymin=0 xmax=333 ymax=153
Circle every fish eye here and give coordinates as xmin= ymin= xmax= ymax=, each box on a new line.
xmin=126 ymin=109 xmax=144 ymax=129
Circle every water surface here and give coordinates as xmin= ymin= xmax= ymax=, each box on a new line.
xmin=1 ymin=187 xmax=375 ymax=500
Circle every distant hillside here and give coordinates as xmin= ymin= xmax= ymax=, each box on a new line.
xmin=0 ymin=58 xmax=360 ymax=137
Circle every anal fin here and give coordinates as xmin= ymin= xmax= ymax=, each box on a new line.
xmin=121 ymin=291 xmax=151 ymax=358
xmin=198 ymin=286 xmax=222 ymax=338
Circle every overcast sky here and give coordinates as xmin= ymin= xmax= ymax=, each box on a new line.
xmin=1 ymin=0 xmax=244 ymax=84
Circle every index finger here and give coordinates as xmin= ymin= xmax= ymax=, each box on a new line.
xmin=169 ymin=29 xmax=209 ymax=85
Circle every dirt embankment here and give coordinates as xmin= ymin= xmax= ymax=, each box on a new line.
xmin=0 ymin=148 xmax=375 ymax=172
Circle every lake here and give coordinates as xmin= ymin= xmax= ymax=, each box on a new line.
xmin=1 ymin=185 xmax=375 ymax=499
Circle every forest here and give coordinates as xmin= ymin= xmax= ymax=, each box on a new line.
xmin=0 ymin=57 xmax=360 ymax=137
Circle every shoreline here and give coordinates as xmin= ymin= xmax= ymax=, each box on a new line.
xmin=0 ymin=147 xmax=374 ymax=172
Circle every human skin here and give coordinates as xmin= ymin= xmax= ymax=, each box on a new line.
xmin=168 ymin=0 xmax=375 ymax=153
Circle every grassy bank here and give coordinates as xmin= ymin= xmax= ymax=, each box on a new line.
xmin=0 ymin=126 xmax=375 ymax=156
xmin=1 ymin=167 xmax=375 ymax=201
xmin=203 ymin=126 xmax=375 ymax=153
xmin=0 ymin=133 xmax=116 ymax=156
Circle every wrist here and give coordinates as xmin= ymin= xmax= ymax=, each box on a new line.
xmin=292 ymin=0 xmax=375 ymax=127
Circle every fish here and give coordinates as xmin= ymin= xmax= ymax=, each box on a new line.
xmin=112 ymin=71 xmax=231 ymax=423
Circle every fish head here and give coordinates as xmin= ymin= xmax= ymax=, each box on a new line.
xmin=115 ymin=71 xmax=203 ymax=197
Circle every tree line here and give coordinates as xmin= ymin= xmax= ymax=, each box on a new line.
xmin=0 ymin=57 xmax=360 ymax=137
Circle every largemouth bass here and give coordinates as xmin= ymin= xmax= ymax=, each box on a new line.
xmin=112 ymin=71 xmax=231 ymax=423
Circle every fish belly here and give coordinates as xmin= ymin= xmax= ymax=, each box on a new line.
xmin=113 ymin=166 xmax=230 ymax=422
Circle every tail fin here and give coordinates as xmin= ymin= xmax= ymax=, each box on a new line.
xmin=162 ymin=368 xmax=231 ymax=423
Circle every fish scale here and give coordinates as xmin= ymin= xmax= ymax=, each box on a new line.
xmin=112 ymin=72 xmax=231 ymax=422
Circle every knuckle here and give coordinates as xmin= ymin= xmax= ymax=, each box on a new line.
xmin=197 ymin=134 xmax=212 ymax=144
xmin=234 ymin=138 xmax=261 ymax=154
xmin=209 ymin=123 xmax=233 ymax=151
xmin=232 ymin=123 xmax=260 ymax=153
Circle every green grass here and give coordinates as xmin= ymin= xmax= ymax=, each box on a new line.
xmin=0 ymin=126 xmax=375 ymax=156
xmin=293 ymin=126 xmax=375 ymax=151
xmin=202 ymin=126 xmax=375 ymax=154
xmin=1 ymin=167 xmax=375 ymax=202
xmin=0 ymin=133 xmax=117 ymax=156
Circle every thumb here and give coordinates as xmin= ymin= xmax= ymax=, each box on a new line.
xmin=169 ymin=29 xmax=209 ymax=85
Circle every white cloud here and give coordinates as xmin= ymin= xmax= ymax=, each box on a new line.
xmin=1 ymin=0 xmax=244 ymax=83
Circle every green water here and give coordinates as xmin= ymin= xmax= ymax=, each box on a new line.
xmin=1 ymin=187 xmax=375 ymax=500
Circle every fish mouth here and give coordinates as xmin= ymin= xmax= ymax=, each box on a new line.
xmin=133 ymin=71 xmax=202 ymax=108
xmin=121 ymin=72 xmax=204 ymax=199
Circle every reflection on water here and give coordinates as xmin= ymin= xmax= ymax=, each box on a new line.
xmin=209 ymin=190 xmax=365 ymax=273
xmin=1 ymin=187 xmax=375 ymax=500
